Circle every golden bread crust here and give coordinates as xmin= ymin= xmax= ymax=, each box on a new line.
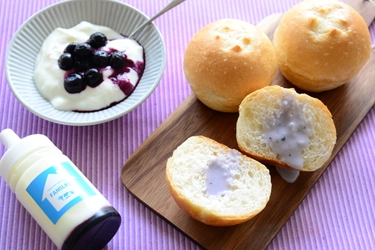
xmin=184 ymin=19 xmax=277 ymax=112
xmin=273 ymin=0 xmax=371 ymax=92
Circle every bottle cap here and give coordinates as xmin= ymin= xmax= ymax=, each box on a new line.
xmin=0 ymin=129 xmax=57 ymax=183
xmin=0 ymin=129 xmax=21 ymax=149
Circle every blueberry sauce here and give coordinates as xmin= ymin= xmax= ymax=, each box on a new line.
xmin=58 ymin=32 xmax=145 ymax=112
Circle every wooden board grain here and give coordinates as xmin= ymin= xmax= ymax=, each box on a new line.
xmin=121 ymin=51 xmax=375 ymax=249
xmin=122 ymin=2 xmax=375 ymax=249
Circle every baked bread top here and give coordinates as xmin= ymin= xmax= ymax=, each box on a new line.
xmin=273 ymin=0 xmax=371 ymax=92
xmin=183 ymin=19 xmax=277 ymax=112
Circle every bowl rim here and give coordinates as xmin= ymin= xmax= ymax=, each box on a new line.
xmin=5 ymin=0 xmax=166 ymax=126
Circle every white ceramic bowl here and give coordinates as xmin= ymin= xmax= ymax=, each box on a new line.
xmin=5 ymin=0 xmax=166 ymax=126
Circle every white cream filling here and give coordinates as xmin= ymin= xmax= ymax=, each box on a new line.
xmin=205 ymin=150 xmax=239 ymax=196
xmin=263 ymin=93 xmax=313 ymax=175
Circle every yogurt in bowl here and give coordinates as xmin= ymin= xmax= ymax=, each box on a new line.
xmin=34 ymin=21 xmax=145 ymax=112
xmin=5 ymin=0 xmax=166 ymax=125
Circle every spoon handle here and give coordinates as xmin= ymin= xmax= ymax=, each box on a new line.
xmin=129 ymin=0 xmax=185 ymax=38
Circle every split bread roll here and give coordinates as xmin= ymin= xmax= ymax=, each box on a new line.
xmin=166 ymin=136 xmax=272 ymax=226
xmin=236 ymin=86 xmax=336 ymax=172
xmin=273 ymin=0 xmax=371 ymax=92
xmin=183 ymin=19 xmax=278 ymax=112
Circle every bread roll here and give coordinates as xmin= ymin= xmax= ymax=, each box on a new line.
xmin=273 ymin=0 xmax=371 ymax=92
xmin=166 ymin=136 xmax=272 ymax=226
xmin=183 ymin=19 xmax=278 ymax=112
xmin=236 ymin=86 xmax=336 ymax=172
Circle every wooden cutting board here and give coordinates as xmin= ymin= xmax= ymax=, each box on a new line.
xmin=122 ymin=1 xmax=375 ymax=249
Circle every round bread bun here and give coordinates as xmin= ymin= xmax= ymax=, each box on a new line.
xmin=166 ymin=136 xmax=272 ymax=226
xmin=236 ymin=85 xmax=336 ymax=172
xmin=273 ymin=0 xmax=371 ymax=92
xmin=183 ymin=19 xmax=278 ymax=112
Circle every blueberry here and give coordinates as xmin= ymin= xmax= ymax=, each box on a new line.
xmin=74 ymin=60 xmax=92 ymax=73
xmin=92 ymin=50 xmax=109 ymax=68
xmin=58 ymin=53 xmax=74 ymax=70
xmin=109 ymin=51 xmax=126 ymax=69
xmin=64 ymin=73 xmax=86 ymax=93
xmin=74 ymin=43 xmax=93 ymax=61
xmin=88 ymin=32 xmax=108 ymax=48
xmin=64 ymin=42 xmax=78 ymax=55
xmin=84 ymin=68 xmax=103 ymax=87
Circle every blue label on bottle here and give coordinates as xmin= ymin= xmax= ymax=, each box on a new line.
xmin=26 ymin=162 xmax=96 ymax=224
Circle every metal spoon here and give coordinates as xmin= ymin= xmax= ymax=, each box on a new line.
xmin=128 ymin=0 xmax=186 ymax=38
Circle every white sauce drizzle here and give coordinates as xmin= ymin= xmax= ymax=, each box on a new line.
xmin=276 ymin=167 xmax=300 ymax=183
xmin=205 ymin=150 xmax=239 ymax=196
xmin=263 ymin=93 xmax=312 ymax=182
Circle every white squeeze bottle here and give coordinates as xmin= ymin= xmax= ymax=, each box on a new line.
xmin=0 ymin=129 xmax=121 ymax=250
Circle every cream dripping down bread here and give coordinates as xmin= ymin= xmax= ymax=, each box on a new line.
xmin=166 ymin=136 xmax=272 ymax=226
xmin=273 ymin=0 xmax=371 ymax=92
xmin=236 ymin=86 xmax=336 ymax=172
xmin=183 ymin=19 xmax=278 ymax=112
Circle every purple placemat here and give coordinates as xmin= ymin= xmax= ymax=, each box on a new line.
xmin=0 ymin=0 xmax=374 ymax=249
